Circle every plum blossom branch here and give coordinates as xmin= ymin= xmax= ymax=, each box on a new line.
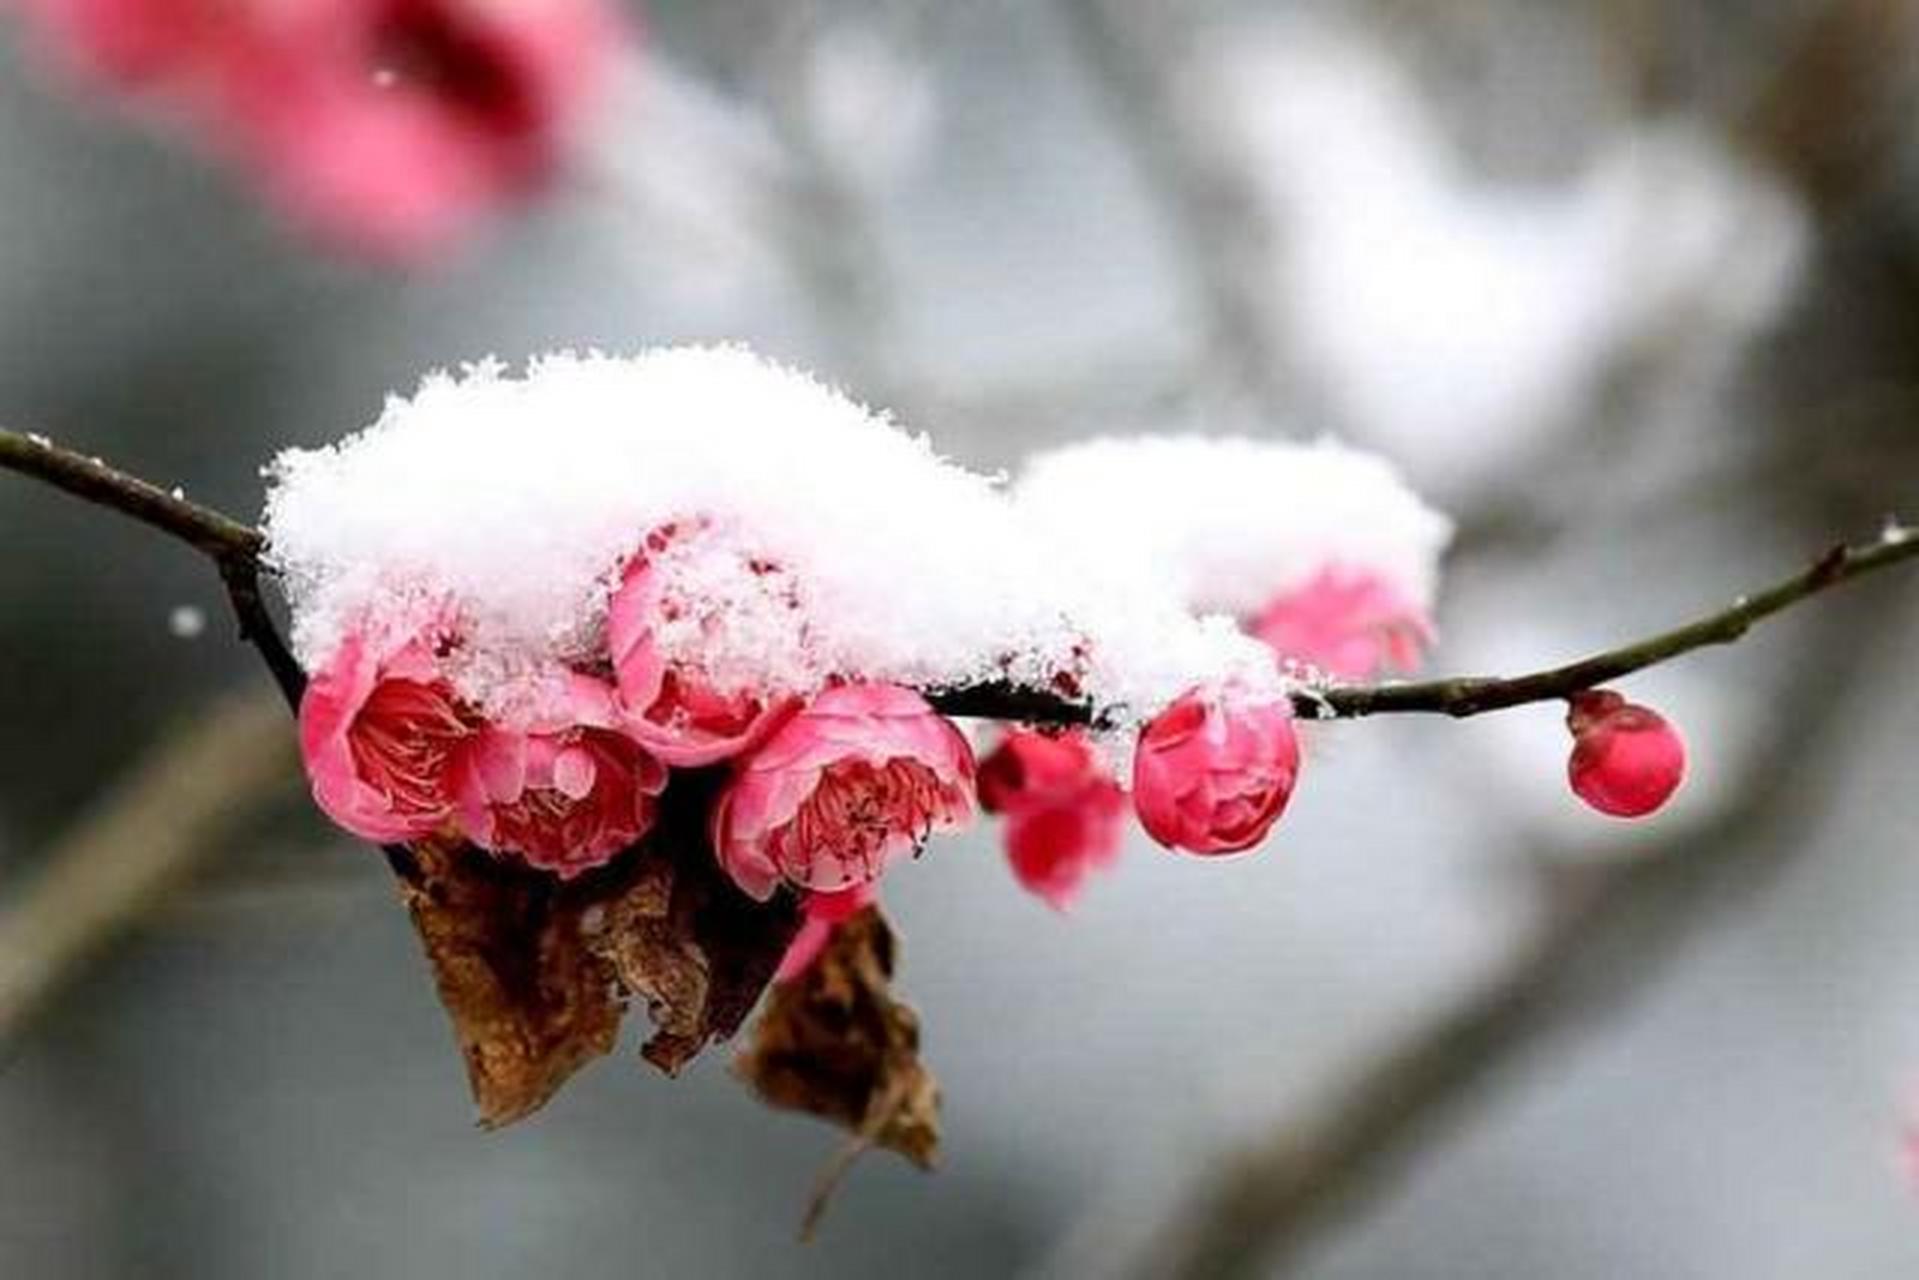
xmin=3 ymin=426 xmax=1917 ymax=730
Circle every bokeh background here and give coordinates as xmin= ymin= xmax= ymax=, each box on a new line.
xmin=4 ymin=1 xmax=1919 ymax=1276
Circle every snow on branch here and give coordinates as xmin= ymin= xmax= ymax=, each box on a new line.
xmin=2 ymin=345 xmax=1916 ymax=1198
xmin=2 ymin=362 xmax=1911 ymax=736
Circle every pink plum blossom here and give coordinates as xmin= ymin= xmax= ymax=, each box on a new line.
xmin=228 ymin=0 xmax=621 ymax=259
xmin=299 ymin=622 xmax=473 ymax=844
xmin=978 ymin=730 xmax=1126 ymax=910
xmin=1248 ymin=565 xmax=1434 ymax=678
xmin=1132 ymin=685 xmax=1301 ymax=856
xmin=12 ymin=0 xmax=231 ymax=87
xmin=1566 ymin=689 xmax=1685 ymax=818
xmin=711 ymin=684 xmax=976 ymax=901
xmin=14 ymin=0 xmax=625 ymax=259
xmin=451 ymin=672 xmax=666 ymax=877
xmin=608 ymin=539 xmax=796 ymax=767
xmin=773 ymin=884 xmax=875 ymax=984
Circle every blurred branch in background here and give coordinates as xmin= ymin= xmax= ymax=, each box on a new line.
xmin=0 ymin=691 xmax=297 ymax=1053
xmin=1058 ymin=0 xmax=1296 ymax=414
xmin=1739 ymin=0 xmax=1919 ymax=214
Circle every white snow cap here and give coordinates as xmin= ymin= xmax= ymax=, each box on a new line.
xmin=262 ymin=346 xmax=1284 ymax=726
xmin=1014 ymin=435 xmax=1453 ymax=620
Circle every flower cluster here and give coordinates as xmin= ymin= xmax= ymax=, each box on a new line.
xmin=12 ymin=0 xmax=625 ymax=258
xmin=974 ymin=437 xmax=1448 ymax=909
xmin=279 ymin=350 xmax=1689 ymax=985
xmin=978 ymin=683 xmax=1305 ymax=911
xmin=296 ymin=564 xmax=1328 ymax=1007
xmin=299 ymin=527 xmax=977 ymax=897
xmin=298 ymin=535 xmax=1315 ymax=950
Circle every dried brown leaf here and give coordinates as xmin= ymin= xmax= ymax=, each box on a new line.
xmin=736 ymin=907 xmax=941 ymax=1234
xmin=400 ymin=838 xmax=622 ymax=1129
xmin=579 ymin=839 xmax=800 ymax=1076
xmin=398 ymin=783 xmax=800 ymax=1126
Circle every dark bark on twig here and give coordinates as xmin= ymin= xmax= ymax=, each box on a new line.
xmin=0 ymin=429 xmax=261 ymax=560
xmin=216 ymin=557 xmax=306 ymax=711
xmin=1306 ymin=531 xmax=1919 ymax=719
xmin=0 ymin=429 xmax=303 ymax=710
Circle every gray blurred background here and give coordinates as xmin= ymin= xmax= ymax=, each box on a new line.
xmin=4 ymin=1 xmax=1919 ymax=1276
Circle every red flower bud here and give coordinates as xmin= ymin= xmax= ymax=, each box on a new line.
xmin=1566 ymin=689 xmax=1685 ymax=818
xmin=1132 ymin=685 xmax=1300 ymax=855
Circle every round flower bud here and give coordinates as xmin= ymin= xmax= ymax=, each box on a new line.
xmin=1566 ymin=689 xmax=1686 ymax=818
xmin=1131 ymin=685 xmax=1300 ymax=855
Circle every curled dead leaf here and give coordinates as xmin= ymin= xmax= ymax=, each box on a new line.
xmin=578 ymin=835 xmax=801 ymax=1076
xmin=400 ymin=837 xmax=622 ymax=1129
xmin=735 ymin=906 xmax=941 ymax=1236
xmin=397 ymin=775 xmax=800 ymax=1126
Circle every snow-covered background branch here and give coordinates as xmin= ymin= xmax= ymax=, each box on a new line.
xmin=3 ymin=1 xmax=1919 ymax=1277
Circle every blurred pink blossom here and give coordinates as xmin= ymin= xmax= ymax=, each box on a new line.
xmin=979 ymin=730 xmax=1126 ymax=910
xmin=711 ymin=683 xmax=975 ymax=901
xmin=1132 ymin=684 xmax=1300 ymax=856
xmin=1248 ymin=565 xmax=1434 ymax=679
xmin=14 ymin=0 xmax=627 ymax=258
xmin=13 ymin=0 xmax=230 ymax=86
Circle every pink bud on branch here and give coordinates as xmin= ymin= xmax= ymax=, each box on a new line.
xmin=1565 ymin=690 xmax=1686 ymax=819
xmin=1133 ymin=685 xmax=1301 ymax=856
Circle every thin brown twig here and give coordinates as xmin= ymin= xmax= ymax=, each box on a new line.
xmin=1307 ymin=532 xmax=1918 ymax=719
xmin=5 ymin=426 xmax=1916 ymax=732
xmin=1058 ymin=0 xmax=1297 ymax=414
xmin=0 ymin=429 xmax=304 ymax=710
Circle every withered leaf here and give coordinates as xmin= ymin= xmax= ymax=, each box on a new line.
xmin=400 ymin=838 xmax=623 ymax=1129
xmin=578 ymin=836 xmax=801 ymax=1076
xmin=397 ymin=778 xmax=800 ymax=1127
xmin=736 ymin=906 xmax=941 ymax=1234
